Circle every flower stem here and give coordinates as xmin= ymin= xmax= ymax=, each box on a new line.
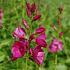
xmin=40 ymin=64 xmax=42 ymax=70
xmin=55 ymin=54 xmax=57 ymax=70
xmin=26 ymin=57 xmax=27 ymax=70
xmin=25 ymin=52 xmax=28 ymax=70
xmin=36 ymin=64 xmax=38 ymax=70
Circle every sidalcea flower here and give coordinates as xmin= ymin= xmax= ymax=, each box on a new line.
xmin=11 ymin=39 xmax=29 ymax=60
xmin=35 ymin=26 xmax=47 ymax=48
xmin=32 ymin=14 xmax=41 ymax=21
xmin=13 ymin=26 xmax=26 ymax=39
xmin=35 ymin=38 xmax=47 ymax=48
xmin=20 ymin=38 xmax=29 ymax=49
xmin=22 ymin=18 xmax=29 ymax=29
xmin=35 ymin=26 xmax=45 ymax=34
xmin=49 ymin=38 xmax=63 ymax=53
xmin=29 ymin=46 xmax=44 ymax=65
xmin=38 ymin=33 xmax=47 ymax=40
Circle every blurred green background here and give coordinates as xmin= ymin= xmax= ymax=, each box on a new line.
xmin=0 ymin=0 xmax=70 ymax=70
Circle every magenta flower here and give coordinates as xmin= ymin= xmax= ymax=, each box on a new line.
xmin=35 ymin=38 xmax=47 ymax=48
xmin=12 ymin=46 xmax=22 ymax=58
xmin=13 ymin=26 xmax=26 ymax=39
xmin=35 ymin=26 xmax=47 ymax=48
xmin=11 ymin=39 xmax=29 ymax=60
xmin=11 ymin=41 xmax=26 ymax=60
xmin=32 ymin=14 xmax=41 ymax=21
xmin=22 ymin=18 xmax=29 ymax=29
xmin=35 ymin=26 xmax=45 ymax=34
xmin=29 ymin=46 xmax=44 ymax=65
xmin=20 ymin=38 xmax=29 ymax=49
xmin=38 ymin=33 xmax=47 ymax=40
xmin=49 ymin=38 xmax=63 ymax=53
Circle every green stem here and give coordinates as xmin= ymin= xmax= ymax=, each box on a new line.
xmin=26 ymin=57 xmax=27 ymax=70
xmin=55 ymin=54 xmax=57 ymax=70
xmin=62 ymin=36 xmax=69 ymax=58
xmin=35 ymin=63 xmax=38 ymax=70
xmin=40 ymin=64 xmax=42 ymax=70
xmin=25 ymin=52 xmax=28 ymax=70
xmin=17 ymin=60 xmax=18 ymax=70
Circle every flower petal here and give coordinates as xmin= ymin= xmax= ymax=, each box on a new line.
xmin=13 ymin=26 xmax=26 ymax=39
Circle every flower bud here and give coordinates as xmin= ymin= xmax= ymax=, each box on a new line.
xmin=35 ymin=26 xmax=45 ymax=34
xmin=31 ymin=3 xmax=36 ymax=13
xmin=32 ymin=14 xmax=41 ymax=21
xmin=22 ymin=18 xmax=29 ymax=29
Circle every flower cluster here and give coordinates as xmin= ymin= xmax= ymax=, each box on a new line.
xmin=11 ymin=1 xmax=63 ymax=65
xmin=26 ymin=2 xmax=41 ymax=21
xmin=12 ymin=25 xmax=47 ymax=64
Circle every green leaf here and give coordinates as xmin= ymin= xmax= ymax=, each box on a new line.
xmin=56 ymin=64 xmax=67 ymax=70
xmin=0 ymin=51 xmax=5 ymax=62
xmin=66 ymin=58 xmax=70 ymax=63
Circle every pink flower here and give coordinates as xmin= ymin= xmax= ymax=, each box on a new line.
xmin=35 ymin=26 xmax=45 ymax=34
xmin=11 ymin=39 xmax=29 ymax=60
xmin=35 ymin=38 xmax=47 ymax=48
xmin=12 ymin=46 xmax=22 ymax=58
xmin=32 ymin=14 xmax=41 ymax=21
xmin=38 ymin=33 xmax=47 ymax=40
xmin=49 ymin=38 xmax=63 ymax=53
xmin=20 ymin=38 xmax=29 ymax=49
xmin=11 ymin=41 xmax=26 ymax=60
xmin=13 ymin=26 xmax=26 ymax=39
xmin=29 ymin=46 xmax=44 ymax=65
xmin=35 ymin=26 xmax=47 ymax=48
xmin=22 ymin=18 xmax=29 ymax=29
